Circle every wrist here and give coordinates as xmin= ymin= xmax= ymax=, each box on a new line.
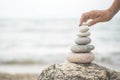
xmin=107 ymin=8 xmax=116 ymax=17
xmin=107 ymin=0 xmax=120 ymax=17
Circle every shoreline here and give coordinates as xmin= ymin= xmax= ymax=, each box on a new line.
xmin=0 ymin=62 xmax=120 ymax=74
xmin=0 ymin=64 xmax=48 ymax=74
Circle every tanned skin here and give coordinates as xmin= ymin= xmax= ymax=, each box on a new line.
xmin=80 ymin=0 xmax=120 ymax=26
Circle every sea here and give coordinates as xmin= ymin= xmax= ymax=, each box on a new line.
xmin=0 ymin=18 xmax=120 ymax=73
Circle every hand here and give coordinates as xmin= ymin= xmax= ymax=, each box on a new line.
xmin=79 ymin=9 xmax=114 ymax=26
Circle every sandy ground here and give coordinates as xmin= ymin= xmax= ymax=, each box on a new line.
xmin=0 ymin=72 xmax=39 ymax=80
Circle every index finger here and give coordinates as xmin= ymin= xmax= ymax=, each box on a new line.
xmin=79 ymin=13 xmax=90 ymax=26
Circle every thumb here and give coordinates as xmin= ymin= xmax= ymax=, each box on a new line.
xmin=88 ymin=18 xmax=100 ymax=26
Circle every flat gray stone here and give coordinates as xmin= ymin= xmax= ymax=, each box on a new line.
xmin=77 ymin=32 xmax=90 ymax=37
xmin=75 ymin=37 xmax=91 ymax=45
xmin=79 ymin=26 xmax=89 ymax=32
xmin=71 ymin=45 xmax=95 ymax=53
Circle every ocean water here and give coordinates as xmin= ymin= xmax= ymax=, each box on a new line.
xmin=0 ymin=18 xmax=120 ymax=73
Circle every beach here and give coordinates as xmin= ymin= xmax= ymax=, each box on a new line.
xmin=0 ymin=18 xmax=120 ymax=77
xmin=0 ymin=72 xmax=39 ymax=80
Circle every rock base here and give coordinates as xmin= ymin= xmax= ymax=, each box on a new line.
xmin=39 ymin=62 xmax=120 ymax=80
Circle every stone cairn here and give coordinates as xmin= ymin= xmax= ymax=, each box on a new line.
xmin=39 ymin=24 xmax=120 ymax=80
xmin=67 ymin=24 xmax=95 ymax=63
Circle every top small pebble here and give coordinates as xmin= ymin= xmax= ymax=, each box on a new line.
xmin=79 ymin=24 xmax=89 ymax=33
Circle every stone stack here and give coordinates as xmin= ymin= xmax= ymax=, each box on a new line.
xmin=67 ymin=24 xmax=95 ymax=63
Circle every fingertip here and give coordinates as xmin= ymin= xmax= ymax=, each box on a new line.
xmin=88 ymin=23 xmax=92 ymax=27
xmin=88 ymin=19 xmax=99 ymax=27
xmin=88 ymin=22 xmax=94 ymax=27
xmin=79 ymin=21 xmax=83 ymax=26
xmin=80 ymin=20 xmax=82 ymax=26
xmin=79 ymin=23 xmax=82 ymax=27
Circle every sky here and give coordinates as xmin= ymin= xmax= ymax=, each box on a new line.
xmin=0 ymin=0 xmax=113 ymax=19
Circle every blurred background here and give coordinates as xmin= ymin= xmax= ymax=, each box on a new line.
xmin=0 ymin=0 xmax=120 ymax=74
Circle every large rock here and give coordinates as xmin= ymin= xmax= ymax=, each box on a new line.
xmin=38 ymin=62 xmax=120 ymax=80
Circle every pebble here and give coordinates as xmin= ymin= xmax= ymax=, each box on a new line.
xmin=82 ymin=23 xmax=88 ymax=26
xmin=79 ymin=26 xmax=89 ymax=33
xmin=71 ymin=45 xmax=95 ymax=53
xmin=75 ymin=37 xmax=91 ymax=45
xmin=66 ymin=52 xmax=95 ymax=63
xmin=77 ymin=32 xmax=90 ymax=37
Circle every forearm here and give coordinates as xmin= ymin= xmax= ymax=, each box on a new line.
xmin=108 ymin=0 xmax=120 ymax=16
